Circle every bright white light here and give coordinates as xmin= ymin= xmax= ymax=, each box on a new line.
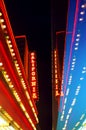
xmin=11 ymin=53 xmax=15 ymax=56
xmin=8 ymin=40 xmax=11 ymax=43
xmin=64 ymin=124 xmax=67 ymax=127
xmin=0 ymin=12 xmax=2 ymax=16
xmin=73 ymin=58 xmax=76 ymax=61
xmin=0 ymin=62 xmax=3 ymax=66
xmin=60 ymin=116 xmax=64 ymax=121
xmin=77 ymin=85 xmax=80 ymax=90
xmin=82 ymin=70 xmax=86 ymax=73
xmin=66 ymin=114 xmax=69 ymax=120
xmin=5 ymin=74 xmax=9 ymax=78
xmin=81 ymin=4 xmax=85 ymax=8
xmin=72 ymin=62 xmax=75 ymax=64
xmin=0 ymin=19 xmax=4 ymax=22
xmin=76 ymin=38 xmax=79 ymax=41
xmin=9 ymin=44 xmax=12 ymax=48
xmin=6 ymin=36 xmax=9 ymax=39
xmin=10 ymin=49 xmax=14 ymax=52
xmin=80 ymin=11 xmax=85 ymax=15
xmin=82 ymin=119 xmax=86 ymax=130
xmin=74 ymin=47 xmax=78 ymax=50
xmin=19 ymin=72 xmax=22 ymax=76
xmin=71 ymin=98 xmax=76 ymax=106
xmin=69 ymin=75 xmax=72 ymax=79
xmin=1 ymin=25 xmax=6 ymax=29
xmin=63 ymin=105 xmax=66 ymax=110
xmin=65 ymin=119 xmax=68 ymax=124
xmin=72 ymin=65 xmax=75 ymax=68
xmin=15 ymin=63 xmax=19 ymax=67
xmin=0 ymin=117 xmax=15 ymax=130
xmin=77 ymin=34 xmax=80 ymax=37
xmin=75 ymin=43 xmax=79 ymax=46
xmin=8 ymin=126 xmax=15 ymax=130
xmin=68 ymin=82 xmax=71 ymax=85
xmin=80 ymin=77 xmax=84 ymax=80
xmin=0 ymin=117 xmax=7 ymax=124
xmin=66 ymin=88 xmax=70 ymax=96
xmin=7 ymin=78 xmax=11 ymax=82
xmin=64 ymin=97 xmax=67 ymax=104
xmin=68 ymin=108 xmax=72 ymax=114
xmin=71 ymin=68 xmax=74 ymax=70
xmin=75 ymin=122 xmax=80 ymax=127
xmin=80 ymin=114 xmax=85 ymax=120
xmin=9 ymin=84 xmax=14 ymax=88
xmin=83 ymin=67 xmax=86 ymax=70
xmin=79 ymin=18 xmax=83 ymax=21
xmin=75 ymin=87 xmax=80 ymax=95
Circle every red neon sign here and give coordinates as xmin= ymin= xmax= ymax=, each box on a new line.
xmin=54 ymin=49 xmax=64 ymax=97
xmin=30 ymin=52 xmax=38 ymax=100
xmin=54 ymin=50 xmax=59 ymax=96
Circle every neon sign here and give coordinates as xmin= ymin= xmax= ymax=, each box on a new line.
xmin=54 ymin=49 xmax=60 ymax=96
xmin=30 ymin=52 xmax=38 ymax=101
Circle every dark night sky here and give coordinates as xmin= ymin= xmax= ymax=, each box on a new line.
xmin=4 ymin=0 xmax=68 ymax=130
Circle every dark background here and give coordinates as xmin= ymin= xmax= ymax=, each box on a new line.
xmin=5 ymin=0 xmax=68 ymax=130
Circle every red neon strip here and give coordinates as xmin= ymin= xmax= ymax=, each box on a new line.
xmin=0 ymin=80 xmax=33 ymax=130
xmin=0 ymin=42 xmax=37 ymax=123
xmin=15 ymin=35 xmax=27 ymax=39
xmin=0 ymin=0 xmax=38 ymax=115
xmin=0 ymin=42 xmax=21 ymax=92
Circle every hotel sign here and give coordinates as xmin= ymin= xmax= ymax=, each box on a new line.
xmin=54 ymin=50 xmax=60 ymax=96
xmin=54 ymin=49 xmax=63 ymax=97
xmin=30 ymin=52 xmax=38 ymax=101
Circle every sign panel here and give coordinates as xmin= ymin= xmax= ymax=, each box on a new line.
xmin=29 ymin=52 xmax=38 ymax=101
xmin=53 ymin=49 xmax=64 ymax=97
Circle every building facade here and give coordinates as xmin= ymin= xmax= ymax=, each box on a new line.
xmin=0 ymin=0 xmax=39 ymax=129
xmin=52 ymin=0 xmax=86 ymax=129
xmin=51 ymin=0 xmax=68 ymax=129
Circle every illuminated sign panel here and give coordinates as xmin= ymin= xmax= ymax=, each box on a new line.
xmin=54 ymin=49 xmax=64 ymax=97
xmin=54 ymin=49 xmax=60 ymax=96
xmin=30 ymin=52 xmax=38 ymax=101
xmin=54 ymin=50 xmax=58 ymax=96
xmin=56 ymin=0 xmax=86 ymax=130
